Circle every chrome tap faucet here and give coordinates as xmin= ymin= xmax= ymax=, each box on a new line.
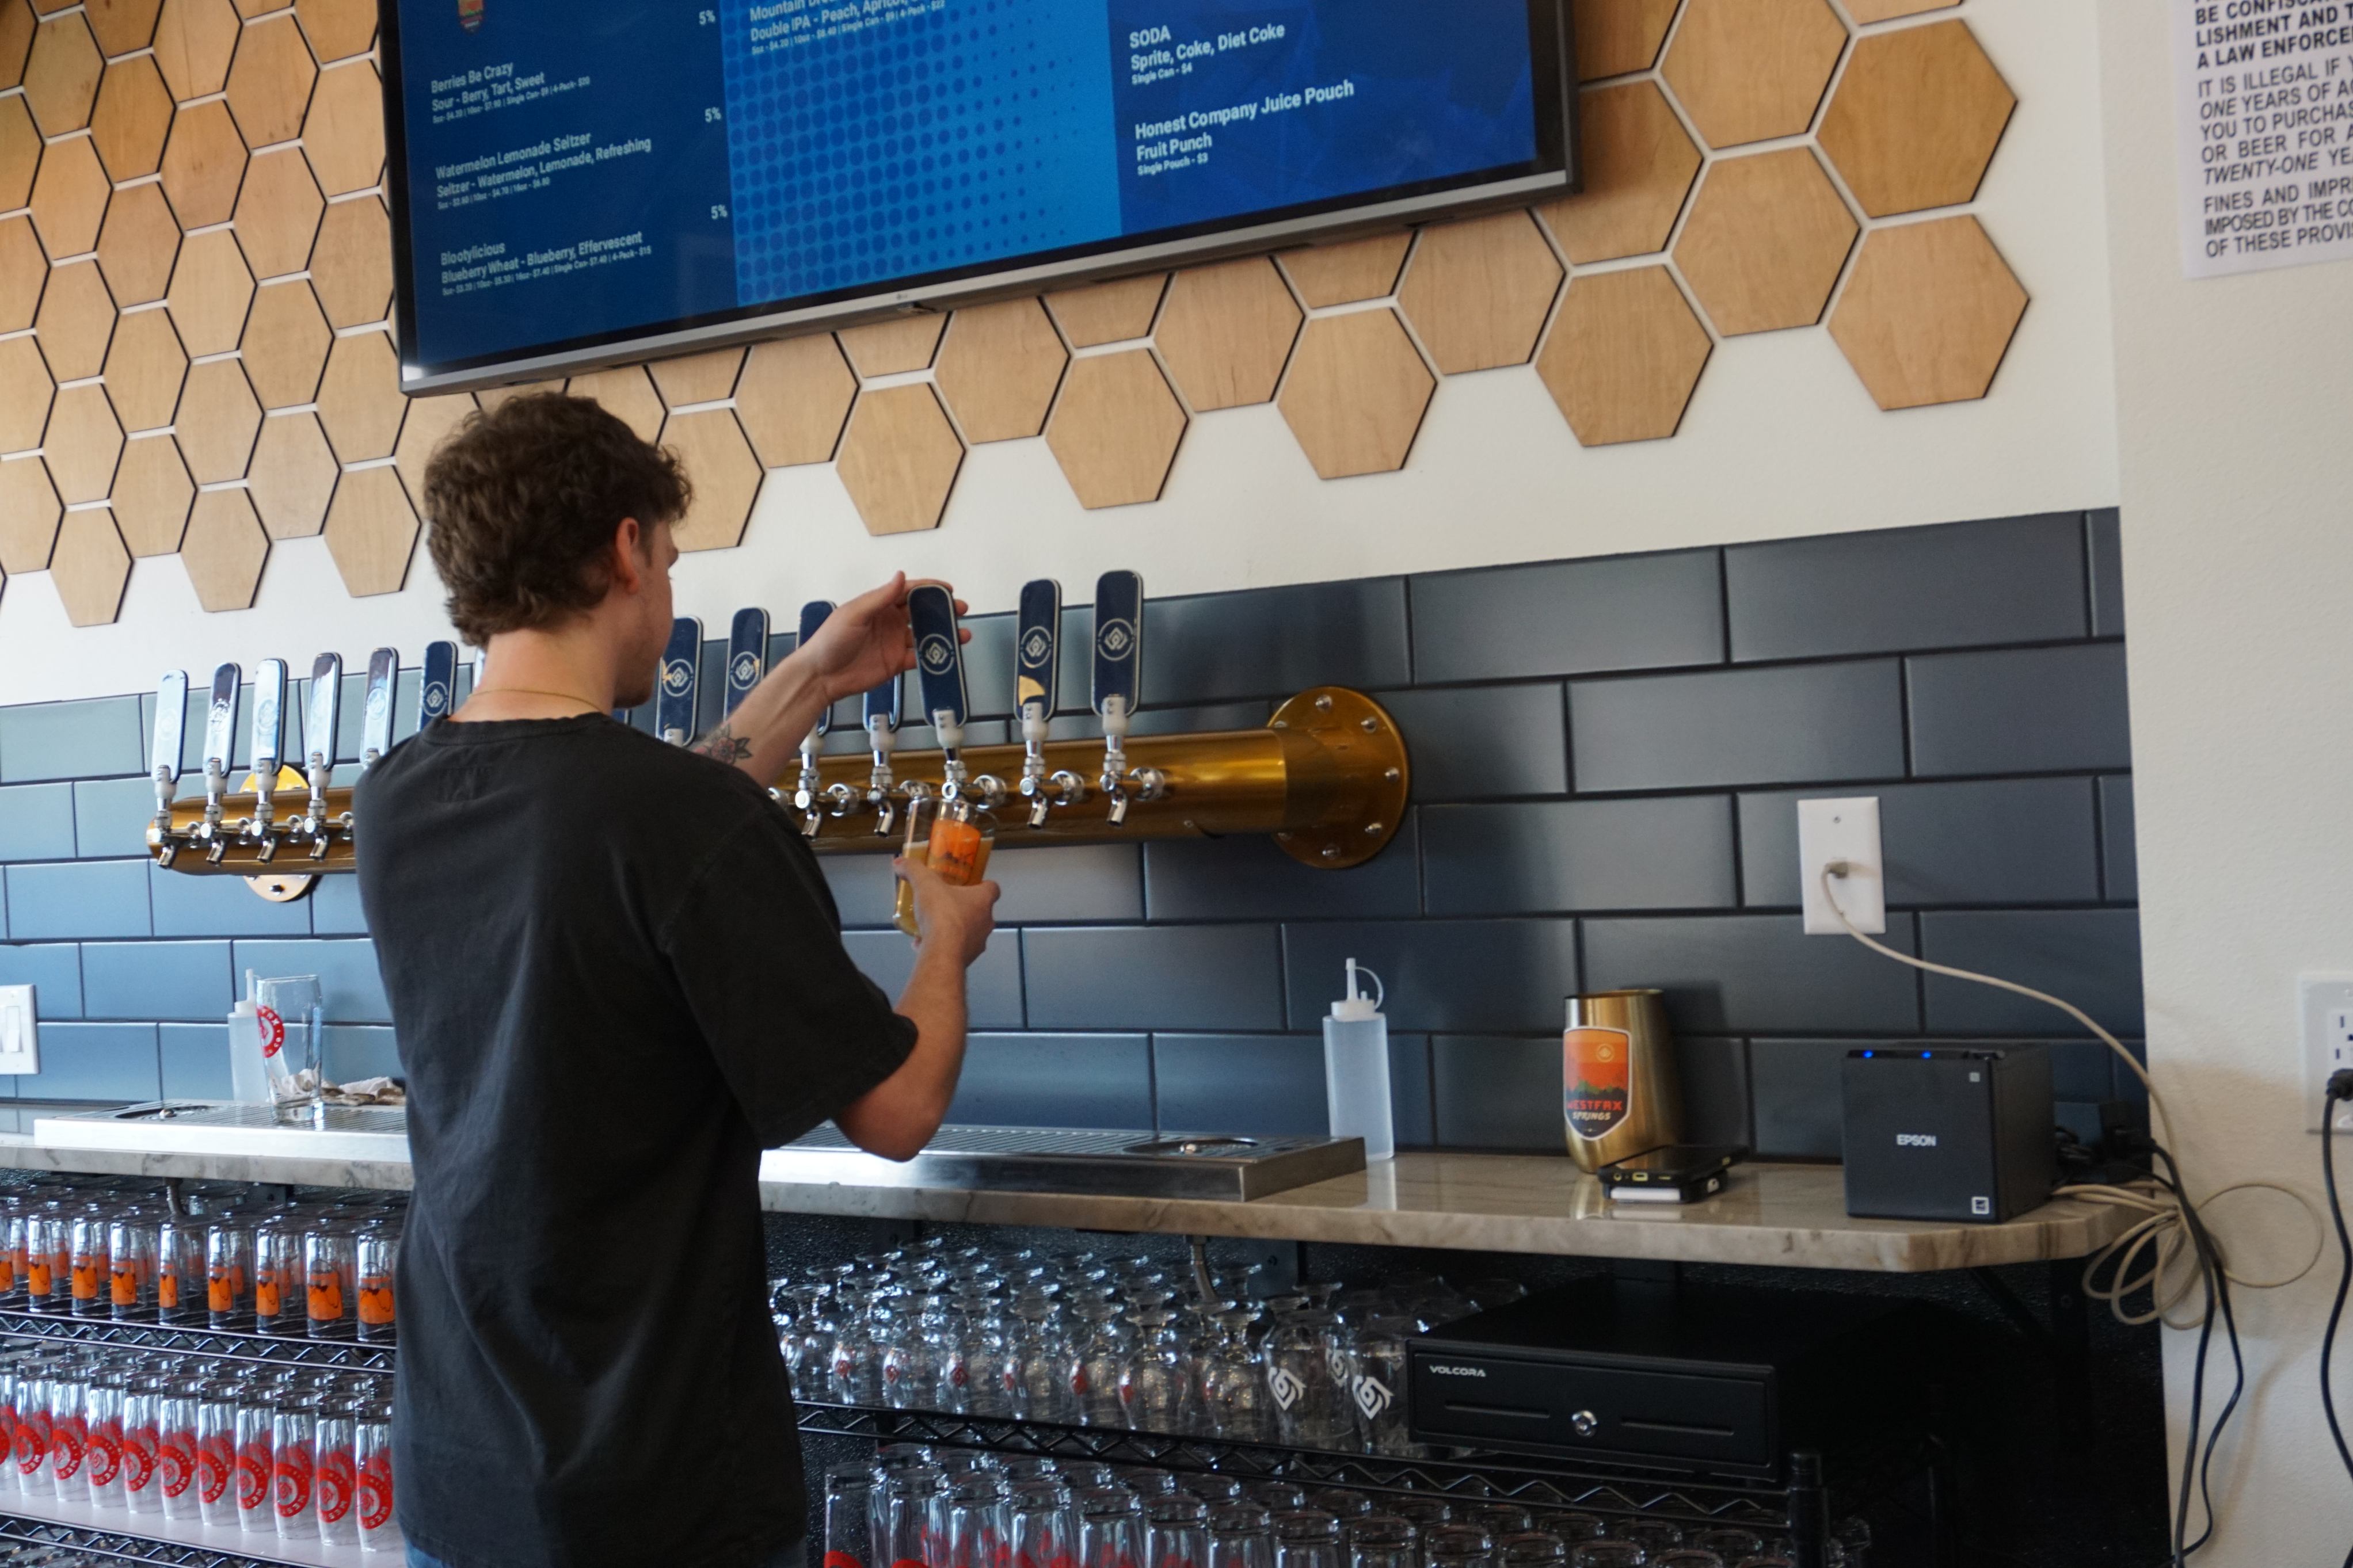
xmin=863 ymin=667 xmax=903 ymax=836
xmin=298 ymin=653 xmax=341 ymax=859
xmin=791 ymin=601 xmax=836 ymax=836
xmin=150 ymin=671 xmax=187 ymax=867
xmin=1012 ymin=578 xmax=1064 ymax=827
xmin=195 ymin=663 xmax=239 ymax=864
xmin=246 ymin=658 xmax=287 ymax=860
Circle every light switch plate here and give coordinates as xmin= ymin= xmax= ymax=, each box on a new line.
xmin=2302 ymin=974 xmax=2353 ymax=1133
xmin=0 ymin=985 xmax=39 ymax=1076
xmin=1799 ymin=796 xmax=1886 ymax=936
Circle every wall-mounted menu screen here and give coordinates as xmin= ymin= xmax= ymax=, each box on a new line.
xmin=383 ymin=0 xmax=1574 ymax=392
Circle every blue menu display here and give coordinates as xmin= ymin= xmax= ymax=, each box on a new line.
xmin=387 ymin=0 xmax=1556 ymax=383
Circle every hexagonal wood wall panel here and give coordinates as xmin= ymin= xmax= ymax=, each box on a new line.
xmin=1817 ymin=20 xmax=2014 ymax=218
xmin=0 ymin=0 xmax=2033 ymax=625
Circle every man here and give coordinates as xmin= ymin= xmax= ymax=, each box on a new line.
xmin=356 ymin=391 xmax=998 ymax=1568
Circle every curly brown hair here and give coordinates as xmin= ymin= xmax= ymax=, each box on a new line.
xmin=421 ymin=391 xmax=692 ymax=645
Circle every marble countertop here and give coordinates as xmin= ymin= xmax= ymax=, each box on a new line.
xmin=0 ymin=1117 xmax=2126 ymax=1273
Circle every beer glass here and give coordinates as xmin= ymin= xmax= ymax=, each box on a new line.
xmin=196 ymin=1378 xmax=241 ymax=1527
xmin=1012 ymin=1482 xmax=1076 ymax=1568
xmin=10 ymin=1358 xmax=48 ymax=1497
xmin=106 ymin=1212 xmax=156 ymax=1319
xmin=949 ymin=1471 xmax=1012 ymax=1568
xmin=1144 ymin=1495 xmax=1208 ymax=1568
xmin=1544 ymin=1516 xmax=1607 ymax=1543
xmin=1496 ymin=1533 xmax=1567 ymax=1568
xmin=45 ymin=1358 xmax=88 ymax=1501
xmin=1116 ymin=1310 xmax=1189 ymax=1435
xmin=1263 ymin=1311 xmax=1351 ymax=1450
xmin=884 ymin=1466 xmax=951 ymax=1568
xmin=252 ymin=1220 xmax=299 ymax=1336
xmin=1345 ymin=1516 xmax=1418 ymax=1568
xmin=1465 ymin=1508 xmax=1530 ymax=1539
xmin=24 ymin=1205 xmax=66 ymax=1313
xmin=355 ymin=1397 xmax=397 ymax=1551
xmin=121 ymin=1374 xmax=163 ymax=1514
xmin=206 ymin=1221 xmax=253 ymax=1326
xmin=1566 ymin=1547 xmax=1644 ymax=1568
xmin=1078 ymin=1489 xmax=1145 ymax=1568
xmin=1243 ymin=1483 xmax=1305 ymax=1516
xmin=1425 ymin=1525 xmax=1494 ymax=1568
xmin=83 ymin=1365 xmax=124 ymax=1507
xmin=305 ymin=1225 xmax=355 ymax=1338
xmin=272 ymin=1390 xmax=318 ymax=1539
xmin=1273 ymin=1511 xmax=1341 ymax=1568
xmin=157 ymin=1216 xmax=204 ymax=1323
xmin=68 ymin=1204 xmax=110 ymax=1317
xmin=0 ymin=1199 xmax=24 ymax=1299
xmin=234 ymin=1379 xmax=276 ymax=1532
xmin=356 ymin=1223 xmax=398 ymax=1342
xmin=316 ymin=1398 xmax=360 ymax=1545
xmin=1206 ymin=1503 xmax=1273 ymax=1568
xmin=257 ymin=976 xmax=326 ymax=1126
xmin=156 ymin=1374 xmax=200 ymax=1521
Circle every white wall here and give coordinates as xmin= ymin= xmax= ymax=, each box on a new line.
xmin=0 ymin=0 xmax=2118 ymax=705
xmin=2097 ymin=1 xmax=2353 ymax=1559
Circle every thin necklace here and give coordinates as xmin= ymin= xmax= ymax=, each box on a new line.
xmin=469 ymin=685 xmax=604 ymax=714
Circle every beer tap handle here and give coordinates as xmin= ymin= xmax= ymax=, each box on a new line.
xmin=724 ymin=607 xmax=769 ymax=719
xmin=150 ymin=671 xmax=186 ymax=865
xmin=359 ymin=647 xmax=398 ymax=772
xmin=200 ymin=663 xmax=239 ymax=861
xmin=467 ymin=646 xmax=486 ymax=703
xmin=248 ymin=660 xmax=287 ymax=859
xmin=908 ymin=583 xmax=969 ymax=792
xmin=656 ymin=617 xmax=702 ymax=746
xmin=793 ymin=601 xmax=836 ymax=832
xmin=1091 ymin=570 xmax=1144 ymax=825
xmin=304 ymin=653 xmax=341 ymax=856
xmin=863 ymin=659 xmax=902 ymax=836
xmin=421 ymin=642 xmax=459 ymax=728
xmin=1015 ymin=578 xmax=1061 ymax=825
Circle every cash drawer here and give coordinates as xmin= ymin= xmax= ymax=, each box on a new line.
xmin=1408 ymin=1355 xmax=1772 ymax=1470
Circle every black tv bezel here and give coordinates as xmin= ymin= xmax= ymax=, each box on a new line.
xmin=381 ymin=0 xmax=1577 ymax=395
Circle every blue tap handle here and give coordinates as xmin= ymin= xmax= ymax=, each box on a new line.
xmin=908 ymin=584 xmax=967 ymax=732
xmin=724 ymin=607 xmax=768 ymax=719
xmin=1091 ymin=570 xmax=1144 ymax=719
xmin=798 ymin=601 xmax=836 ymax=737
xmin=1016 ymin=578 xmax=1060 ymax=721
xmin=421 ymin=642 xmax=459 ymax=726
xmin=656 ymin=617 xmax=702 ymax=744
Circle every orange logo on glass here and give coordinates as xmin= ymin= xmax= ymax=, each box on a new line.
xmin=1564 ymin=1027 xmax=1633 ymax=1139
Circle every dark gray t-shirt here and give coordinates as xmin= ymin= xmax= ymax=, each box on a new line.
xmin=356 ymin=715 xmax=915 ymax=1568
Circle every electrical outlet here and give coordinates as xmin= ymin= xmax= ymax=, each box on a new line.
xmin=2303 ymin=974 xmax=2353 ymax=1133
xmin=0 ymin=985 xmax=38 ymax=1077
xmin=1799 ymin=797 xmax=1886 ymax=936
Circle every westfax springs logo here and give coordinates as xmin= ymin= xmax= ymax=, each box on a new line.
xmin=661 ymin=659 xmax=693 ymax=696
xmin=729 ymin=652 xmax=762 ymax=689
xmin=919 ymin=634 xmax=957 ymax=675
xmin=422 ymin=681 xmax=451 ymax=718
xmin=1096 ymin=618 xmax=1136 ymax=662
xmin=1265 ymin=1355 xmax=1396 ymax=1423
xmin=1021 ymin=627 xmax=1053 ymax=666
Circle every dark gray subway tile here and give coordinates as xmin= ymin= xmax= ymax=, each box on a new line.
xmin=1385 ymin=1032 xmax=1436 ymax=1149
xmin=73 ymin=777 xmax=156 ymax=859
xmin=1748 ymin=1039 xmax=1858 ymax=1158
xmin=231 ymin=938 xmax=390 ymax=1024
xmin=1410 ymin=551 xmax=1724 ymax=684
xmin=1737 ymin=779 xmax=2100 ymax=909
xmin=149 ymin=864 xmax=313 ymax=937
xmin=1570 ymin=662 xmax=1906 ymax=793
xmin=22 ymin=1023 xmax=160 ymax=1104
xmin=1918 ymin=910 xmax=2145 ymax=1037
xmin=0 ymin=785 xmax=75 ymax=861
xmin=1724 ymin=514 xmax=2088 ymax=662
xmin=1283 ymin=920 xmax=1578 ymax=1034
xmin=1906 ymin=644 xmax=2131 ymax=777
xmin=1023 ymin=925 xmax=1283 ymax=1031
xmin=1677 ymin=1036 xmax=1752 ymax=1149
xmin=843 ymin=929 xmax=1023 ymax=1029
xmin=946 ymin=1033 xmax=1154 ymax=1129
xmin=1373 ymin=685 xmax=1568 ymax=802
xmin=1053 ymin=580 xmax=1410 ymax=712
xmin=1422 ymin=798 xmax=1736 ymax=916
xmin=990 ymin=845 xmax=1144 ymax=925
xmin=1582 ymin=914 xmax=1922 ymax=1035
xmin=1144 ymin=819 xmax=1421 ymax=924
xmin=1151 ymin=1035 xmax=1330 ymax=1138
xmin=2098 ymin=776 xmax=2137 ymax=902
xmin=310 ymin=875 xmax=370 ymax=935
xmin=6 ymin=861 xmax=151 ymax=941
xmin=2087 ymin=508 xmax=2124 ymax=638
xmin=2039 ymin=1037 xmax=2118 ymax=1101
xmin=0 ymin=697 xmax=145 ymax=783
xmin=1432 ymin=1036 xmax=1563 ymax=1152
xmin=81 ymin=941 xmax=233 ymax=1022
xmin=0 ymin=944 xmax=81 ymax=1018
xmin=820 ymin=855 xmax=898 ymax=930
xmin=159 ymin=1024 xmax=233 ymax=1100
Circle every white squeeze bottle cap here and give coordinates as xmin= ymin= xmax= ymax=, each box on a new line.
xmin=1331 ymin=957 xmax=1384 ymax=1023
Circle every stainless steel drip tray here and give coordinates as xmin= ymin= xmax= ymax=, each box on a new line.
xmin=34 ymin=1101 xmax=410 ymax=1163
xmin=759 ymin=1125 xmax=1365 ymax=1201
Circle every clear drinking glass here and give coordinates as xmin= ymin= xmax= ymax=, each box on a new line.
xmin=25 ymin=1206 xmax=66 ymax=1314
xmin=356 ymin=1223 xmax=398 ymax=1342
xmin=1272 ymin=1510 xmax=1341 ymax=1568
xmin=1117 ymin=1311 xmax=1190 ymax=1435
xmin=949 ymin=1471 xmax=1012 ymax=1568
xmin=1346 ymin=1516 xmax=1418 ymax=1568
xmin=107 ymin=1212 xmax=157 ymax=1320
xmin=1465 ymin=1508 xmax=1531 ymax=1539
xmin=1651 ymin=1553 xmax=1727 ymax=1568
xmin=1620 ymin=1521 xmax=1684 ymax=1557
xmin=84 ymin=1365 xmax=125 ymax=1506
xmin=0 ymin=1200 xmax=23 ymax=1300
xmin=884 ymin=1466 xmax=951 ymax=1568
xmin=1496 ymin=1532 xmax=1568 ymax=1568
xmin=196 ymin=1379 xmax=241 ymax=1527
xmin=1263 ymin=1311 xmax=1352 ymax=1451
xmin=155 ymin=1374 xmax=201 ymax=1521
xmin=257 ymin=976 xmax=327 ymax=1126
xmin=1389 ymin=1499 xmax=1450 ymax=1536
xmin=1145 ymin=1495 xmax=1208 ymax=1568
xmin=1012 ymin=1482 xmax=1077 ymax=1568
xmin=1544 ymin=1516 xmax=1607 ymax=1544
xmin=120 ymin=1374 xmax=162 ymax=1513
xmin=207 ymin=1222 xmax=253 ymax=1326
xmin=1425 ymin=1525 xmax=1494 ymax=1568
xmin=355 ymin=1397 xmax=397 ymax=1551
xmin=1243 ymin=1483 xmax=1305 ymax=1514
xmin=1206 ymin=1503 xmax=1274 ymax=1568
xmin=1567 ymin=1547 xmax=1644 ymax=1568
xmin=316 ymin=1398 xmax=360 ymax=1545
xmin=45 ymin=1358 xmax=89 ymax=1501
xmin=1080 ymin=1489 xmax=1146 ymax=1568
xmin=272 ymin=1391 xmax=318 ymax=1539
xmin=1012 ymin=1289 xmax=1075 ymax=1425
xmin=68 ymin=1204 xmax=111 ymax=1317
xmin=1345 ymin=1311 xmax=1415 ymax=1456
xmin=1068 ymin=1300 xmax=1128 ymax=1429
xmin=234 ymin=1380 xmax=276 ymax=1532
xmin=304 ymin=1226 xmax=355 ymax=1339
xmin=157 ymin=1216 xmax=204 ymax=1323
xmin=10 ymin=1358 xmax=48 ymax=1497
xmin=253 ymin=1220 xmax=300 ymax=1336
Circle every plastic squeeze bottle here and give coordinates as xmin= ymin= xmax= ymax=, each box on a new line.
xmin=1323 ymin=959 xmax=1395 ymax=1161
xmin=226 ymin=971 xmax=270 ymax=1104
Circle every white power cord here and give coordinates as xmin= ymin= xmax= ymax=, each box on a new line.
xmin=1818 ymin=863 xmax=2322 ymax=1326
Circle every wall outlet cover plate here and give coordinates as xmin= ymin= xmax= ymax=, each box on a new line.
xmin=1799 ymin=796 xmax=1886 ymax=936
xmin=0 ymin=984 xmax=38 ymax=1076
xmin=2303 ymin=974 xmax=2353 ymax=1134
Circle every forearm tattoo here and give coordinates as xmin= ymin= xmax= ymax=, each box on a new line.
xmin=690 ymin=722 xmax=755 ymax=763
